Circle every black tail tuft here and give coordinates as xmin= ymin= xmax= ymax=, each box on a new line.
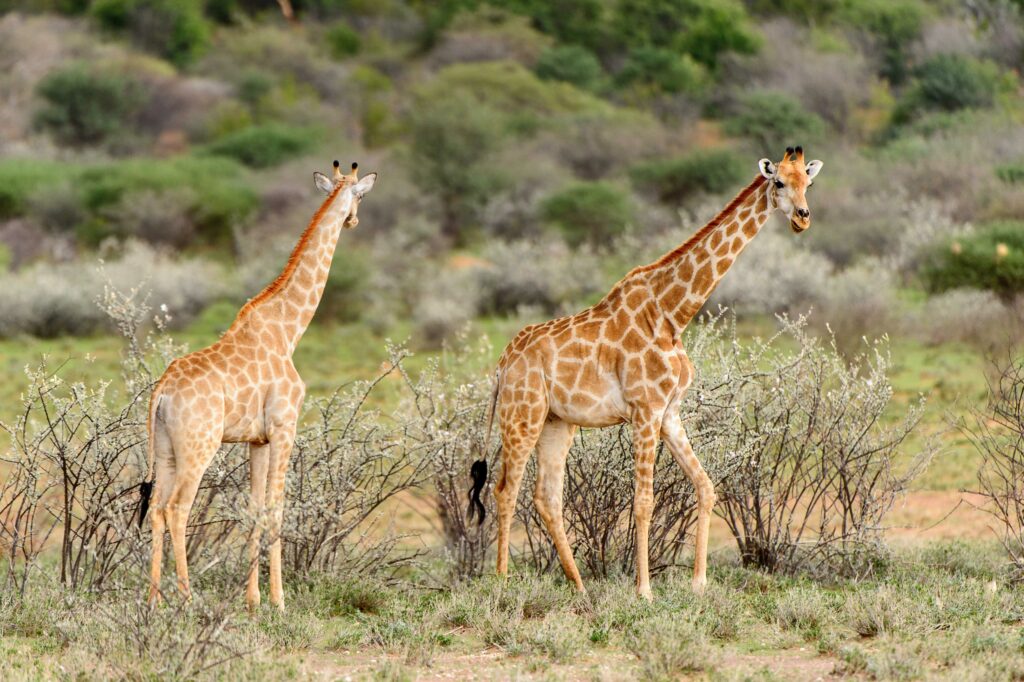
xmin=138 ymin=480 xmax=153 ymax=529
xmin=467 ymin=459 xmax=488 ymax=526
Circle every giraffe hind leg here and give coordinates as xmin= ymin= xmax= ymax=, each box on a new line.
xmin=532 ymin=418 xmax=584 ymax=591
xmin=148 ymin=420 xmax=175 ymax=605
xmin=494 ymin=403 xmax=546 ymax=578
xmin=166 ymin=434 xmax=220 ymax=600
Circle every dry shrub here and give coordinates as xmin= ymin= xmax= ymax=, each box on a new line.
xmin=419 ymin=314 xmax=931 ymax=581
xmin=283 ymin=355 xmax=430 ymax=576
xmin=0 ymin=241 xmax=226 ymax=338
xmin=0 ymin=284 xmax=176 ymax=592
xmin=199 ymin=25 xmax=348 ymax=103
xmin=886 ymin=196 xmax=972 ymax=280
xmin=103 ymin=189 xmax=198 ymax=248
xmin=710 ymin=227 xmax=832 ymax=315
xmin=724 ymin=18 xmax=876 ymax=133
xmin=911 ymin=289 xmax=1019 ymax=350
xmin=0 ymin=277 xmax=429 ymax=606
xmin=475 ymin=238 xmax=604 ymax=317
xmin=712 ymin=318 xmax=935 ymax=577
xmin=394 ymin=337 xmax=497 ymax=580
xmin=428 ymin=8 xmax=552 ymax=69
xmin=413 ymin=268 xmax=479 ymax=347
xmin=814 ymin=262 xmax=898 ymax=353
xmin=543 ymin=110 xmax=672 ymax=181
xmin=514 ymin=425 xmax=714 ymax=578
xmin=965 ymin=357 xmax=1024 ymax=581
xmin=626 ymin=612 xmax=718 ymax=680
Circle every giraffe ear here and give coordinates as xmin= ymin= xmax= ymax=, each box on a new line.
xmin=313 ymin=172 xmax=334 ymax=194
xmin=351 ymin=172 xmax=377 ymax=199
xmin=758 ymin=158 xmax=776 ymax=179
xmin=805 ymin=160 xmax=823 ymax=180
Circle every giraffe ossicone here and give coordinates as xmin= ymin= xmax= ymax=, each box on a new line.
xmin=480 ymin=146 xmax=823 ymax=599
xmin=140 ymin=160 xmax=377 ymax=611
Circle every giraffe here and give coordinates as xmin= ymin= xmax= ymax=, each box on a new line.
xmin=481 ymin=146 xmax=823 ymax=599
xmin=138 ymin=160 xmax=377 ymax=611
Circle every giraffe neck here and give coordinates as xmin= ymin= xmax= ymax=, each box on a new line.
xmin=229 ymin=188 xmax=353 ymax=353
xmin=646 ymin=175 xmax=773 ymax=332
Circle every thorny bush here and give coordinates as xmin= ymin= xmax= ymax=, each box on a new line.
xmin=966 ymin=356 xmax=1024 ymax=581
xmin=1 ymin=279 xmax=428 ymax=601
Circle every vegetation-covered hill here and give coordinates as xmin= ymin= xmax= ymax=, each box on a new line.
xmin=0 ymin=0 xmax=1021 ymax=351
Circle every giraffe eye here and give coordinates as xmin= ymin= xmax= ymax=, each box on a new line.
xmin=774 ymin=180 xmax=784 ymax=189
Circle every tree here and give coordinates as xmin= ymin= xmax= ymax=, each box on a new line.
xmin=407 ymin=94 xmax=506 ymax=243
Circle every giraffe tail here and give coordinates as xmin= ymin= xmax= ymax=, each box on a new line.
xmin=467 ymin=459 xmax=488 ymax=526
xmin=467 ymin=371 xmax=501 ymax=526
xmin=138 ymin=379 xmax=166 ymax=528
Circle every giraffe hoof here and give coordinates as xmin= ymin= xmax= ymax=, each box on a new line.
xmin=691 ymin=577 xmax=708 ymax=595
xmin=637 ymin=586 xmax=653 ymax=601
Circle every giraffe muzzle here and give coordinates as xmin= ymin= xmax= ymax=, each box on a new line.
xmin=791 ymin=208 xmax=810 ymax=232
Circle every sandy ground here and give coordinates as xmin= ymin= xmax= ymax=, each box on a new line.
xmin=298 ymin=645 xmax=840 ymax=681
xmin=295 ymin=488 xmax=994 ymax=681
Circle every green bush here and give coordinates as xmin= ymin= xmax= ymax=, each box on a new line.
xmin=997 ymin=162 xmax=1024 ymax=184
xmin=91 ymin=0 xmax=209 ymax=66
xmin=0 ymin=160 xmax=65 ymax=220
xmin=837 ymin=0 xmax=929 ymax=84
xmin=416 ymin=61 xmax=609 ymax=126
xmin=201 ymin=124 xmax=317 ymax=168
xmin=407 ymin=93 xmax=507 ymax=242
xmin=540 ymin=181 xmax=633 ymax=246
xmin=0 ymin=156 xmax=259 ymax=245
xmin=615 ymin=46 xmax=706 ymax=96
xmin=495 ymin=0 xmax=609 ymax=52
xmin=673 ymin=0 xmax=762 ymax=69
xmin=318 ymin=247 xmax=370 ymax=322
xmin=32 ymin=65 xmax=144 ymax=148
xmin=630 ymin=149 xmax=748 ymax=204
xmin=725 ymin=91 xmax=826 ymax=152
xmin=535 ymin=45 xmax=604 ymax=92
xmin=894 ymin=55 xmax=1000 ymax=124
xmin=325 ymin=22 xmax=361 ymax=59
xmin=920 ymin=221 xmax=1024 ymax=300
xmin=351 ymin=65 xmax=401 ymax=148
xmin=614 ymin=0 xmax=759 ymax=68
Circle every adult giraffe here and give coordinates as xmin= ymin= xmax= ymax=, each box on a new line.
xmin=139 ymin=161 xmax=377 ymax=611
xmin=478 ymin=146 xmax=823 ymax=599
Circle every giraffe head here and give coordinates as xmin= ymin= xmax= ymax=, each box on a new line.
xmin=313 ymin=160 xmax=377 ymax=228
xmin=758 ymin=146 xmax=823 ymax=233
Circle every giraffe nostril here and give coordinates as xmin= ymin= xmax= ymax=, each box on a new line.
xmin=797 ymin=208 xmax=810 ymax=219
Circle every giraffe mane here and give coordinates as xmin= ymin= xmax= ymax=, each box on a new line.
xmin=234 ymin=181 xmax=350 ymax=322
xmin=637 ymin=174 xmax=768 ymax=273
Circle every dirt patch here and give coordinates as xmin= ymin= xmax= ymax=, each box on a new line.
xmin=886 ymin=490 xmax=997 ymax=544
xmin=298 ymin=645 xmax=840 ymax=681
xmin=299 ymin=648 xmax=639 ymax=681
xmin=727 ymin=647 xmax=839 ymax=681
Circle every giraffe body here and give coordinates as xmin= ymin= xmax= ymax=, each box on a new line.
xmin=144 ymin=162 xmax=376 ymax=610
xmin=490 ymin=147 xmax=823 ymax=598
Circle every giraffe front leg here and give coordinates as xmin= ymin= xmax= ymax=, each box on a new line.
xmin=266 ymin=424 xmax=297 ymax=611
xmin=632 ymin=416 xmax=660 ymax=600
xmin=662 ymin=413 xmax=715 ymax=595
xmin=246 ymin=443 xmax=270 ymax=611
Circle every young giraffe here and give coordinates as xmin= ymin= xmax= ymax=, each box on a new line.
xmin=139 ymin=161 xmax=377 ymax=611
xmin=485 ymin=146 xmax=823 ymax=599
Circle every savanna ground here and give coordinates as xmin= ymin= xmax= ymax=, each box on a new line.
xmin=4 ymin=0 xmax=1024 ymax=679
xmin=1 ymin=307 xmax=1019 ymax=681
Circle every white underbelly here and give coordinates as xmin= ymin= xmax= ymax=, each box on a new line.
xmin=549 ymin=381 xmax=629 ymax=428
